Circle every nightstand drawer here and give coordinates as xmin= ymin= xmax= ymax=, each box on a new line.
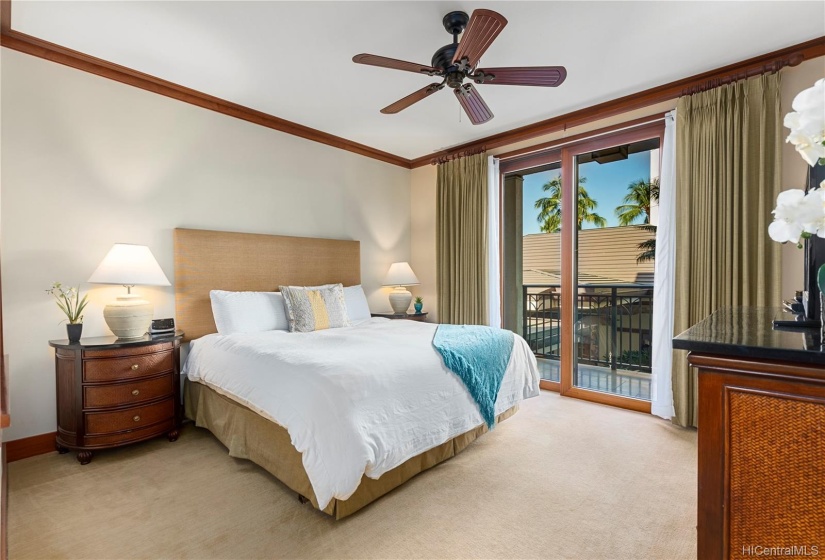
xmin=83 ymin=420 xmax=175 ymax=448
xmin=83 ymin=351 xmax=174 ymax=383
xmin=85 ymin=398 xmax=175 ymax=435
xmin=84 ymin=341 xmax=173 ymax=359
xmin=84 ymin=375 xmax=174 ymax=409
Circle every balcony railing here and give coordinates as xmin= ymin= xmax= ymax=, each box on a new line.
xmin=522 ymin=283 xmax=653 ymax=374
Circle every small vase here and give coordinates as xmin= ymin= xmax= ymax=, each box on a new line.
xmin=66 ymin=323 xmax=83 ymax=343
xmin=414 ymin=303 xmax=423 ymax=314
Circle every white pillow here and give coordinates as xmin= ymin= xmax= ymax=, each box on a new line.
xmin=343 ymin=285 xmax=371 ymax=324
xmin=210 ymin=290 xmax=289 ymax=334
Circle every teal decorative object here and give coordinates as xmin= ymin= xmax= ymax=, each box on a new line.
xmin=432 ymin=325 xmax=514 ymax=428
xmin=414 ymin=296 xmax=423 ymax=314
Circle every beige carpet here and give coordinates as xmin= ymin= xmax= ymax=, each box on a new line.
xmin=9 ymin=392 xmax=697 ymax=559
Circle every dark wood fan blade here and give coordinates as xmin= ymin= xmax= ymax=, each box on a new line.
xmin=474 ymin=66 xmax=567 ymax=87
xmin=353 ymin=54 xmax=439 ymax=75
xmin=381 ymin=83 xmax=444 ymax=114
xmin=454 ymin=84 xmax=493 ymax=125
xmin=451 ymin=9 xmax=507 ymax=68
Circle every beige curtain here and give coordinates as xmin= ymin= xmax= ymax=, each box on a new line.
xmin=436 ymin=153 xmax=489 ymax=325
xmin=672 ymin=72 xmax=782 ymax=427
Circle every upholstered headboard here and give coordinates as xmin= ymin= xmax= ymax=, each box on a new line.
xmin=173 ymin=228 xmax=360 ymax=341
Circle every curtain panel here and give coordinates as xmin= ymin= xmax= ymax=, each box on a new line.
xmin=673 ymin=72 xmax=782 ymax=428
xmin=436 ymin=153 xmax=489 ymax=325
xmin=487 ymin=156 xmax=502 ymax=329
xmin=651 ymin=110 xmax=677 ymax=420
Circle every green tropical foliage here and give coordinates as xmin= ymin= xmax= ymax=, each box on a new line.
xmin=615 ymin=178 xmax=660 ymax=226
xmin=535 ymin=176 xmax=607 ymax=233
xmin=635 ymin=224 xmax=657 ymax=263
xmin=612 ymin=177 xmax=660 ymax=262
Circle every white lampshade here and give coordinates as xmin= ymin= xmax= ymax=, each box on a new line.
xmin=382 ymin=262 xmax=419 ymax=287
xmin=88 ymin=244 xmax=170 ymax=339
xmin=88 ymin=244 xmax=170 ymax=287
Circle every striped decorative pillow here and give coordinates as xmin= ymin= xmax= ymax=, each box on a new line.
xmin=279 ymin=283 xmax=350 ymax=333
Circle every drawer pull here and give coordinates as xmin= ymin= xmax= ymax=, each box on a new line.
xmin=131 ymin=364 xmax=140 ymax=371
xmin=131 ymin=389 xmax=140 ymax=396
xmin=133 ymin=415 xmax=141 ymax=422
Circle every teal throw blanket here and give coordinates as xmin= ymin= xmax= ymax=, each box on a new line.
xmin=432 ymin=325 xmax=515 ymax=429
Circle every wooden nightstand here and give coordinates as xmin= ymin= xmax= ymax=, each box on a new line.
xmin=48 ymin=331 xmax=183 ymax=464
xmin=371 ymin=312 xmax=429 ymax=322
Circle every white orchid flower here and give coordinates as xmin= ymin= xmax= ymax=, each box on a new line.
xmin=785 ymin=78 xmax=825 ymax=167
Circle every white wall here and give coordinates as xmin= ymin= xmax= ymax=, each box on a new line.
xmin=410 ymin=165 xmax=438 ymax=322
xmin=1 ymin=50 xmax=411 ymax=441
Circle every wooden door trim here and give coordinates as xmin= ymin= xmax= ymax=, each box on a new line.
xmin=559 ymin=145 xmax=576 ymax=395
xmin=539 ymin=379 xmax=560 ymax=392
xmin=498 ymin=113 xmax=668 ymax=163
xmin=564 ymin=387 xmax=652 ymax=413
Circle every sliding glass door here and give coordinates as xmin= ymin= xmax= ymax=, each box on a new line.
xmin=570 ymin=135 xmax=660 ymax=406
xmin=502 ymin=122 xmax=664 ymax=411
xmin=502 ymin=152 xmax=563 ymax=391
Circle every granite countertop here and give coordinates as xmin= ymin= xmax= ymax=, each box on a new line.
xmin=673 ymin=307 xmax=825 ymax=365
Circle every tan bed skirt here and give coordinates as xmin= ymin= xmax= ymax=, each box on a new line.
xmin=184 ymin=378 xmax=517 ymax=519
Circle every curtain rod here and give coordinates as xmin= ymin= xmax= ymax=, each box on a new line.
xmin=429 ymin=145 xmax=487 ymax=166
xmin=498 ymin=115 xmax=667 ymax=163
xmin=680 ymin=55 xmax=801 ymax=96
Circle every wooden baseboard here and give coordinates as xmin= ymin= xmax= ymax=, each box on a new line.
xmin=6 ymin=432 xmax=56 ymax=462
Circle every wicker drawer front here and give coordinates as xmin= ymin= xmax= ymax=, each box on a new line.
xmin=728 ymin=390 xmax=825 ymax=558
xmin=84 ymin=375 xmax=174 ymax=409
xmin=83 ymin=351 xmax=174 ymax=382
xmin=85 ymin=398 xmax=175 ymax=435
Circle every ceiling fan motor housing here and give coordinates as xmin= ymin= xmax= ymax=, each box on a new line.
xmin=436 ymin=11 xmax=471 ymax=88
xmin=442 ymin=11 xmax=470 ymax=35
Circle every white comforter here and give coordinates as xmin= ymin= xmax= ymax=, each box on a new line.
xmin=183 ymin=318 xmax=539 ymax=509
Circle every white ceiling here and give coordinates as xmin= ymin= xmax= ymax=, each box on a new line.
xmin=12 ymin=1 xmax=825 ymax=160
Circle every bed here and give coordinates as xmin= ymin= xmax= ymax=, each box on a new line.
xmin=174 ymin=228 xmax=540 ymax=519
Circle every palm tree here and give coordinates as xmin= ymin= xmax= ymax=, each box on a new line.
xmin=635 ymin=224 xmax=657 ymax=263
xmin=615 ymin=178 xmax=660 ymax=226
xmin=534 ymin=176 xmax=607 ymax=233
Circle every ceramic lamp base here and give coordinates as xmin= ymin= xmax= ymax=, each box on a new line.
xmin=388 ymin=287 xmax=412 ymax=314
xmin=103 ymin=294 xmax=152 ymax=339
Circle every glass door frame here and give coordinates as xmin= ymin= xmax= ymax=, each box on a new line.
xmin=559 ymin=123 xmax=663 ymax=413
xmin=500 ymin=120 xmax=664 ymax=412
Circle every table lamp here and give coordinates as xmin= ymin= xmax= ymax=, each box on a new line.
xmin=88 ymin=244 xmax=171 ymax=338
xmin=382 ymin=262 xmax=420 ymax=314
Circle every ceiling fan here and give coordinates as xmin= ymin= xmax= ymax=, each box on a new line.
xmin=352 ymin=9 xmax=567 ymax=125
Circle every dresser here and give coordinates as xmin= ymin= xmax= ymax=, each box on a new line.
xmin=673 ymin=308 xmax=825 ymax=560
xmin=49 ymin=332 xmax=184 ymax=464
